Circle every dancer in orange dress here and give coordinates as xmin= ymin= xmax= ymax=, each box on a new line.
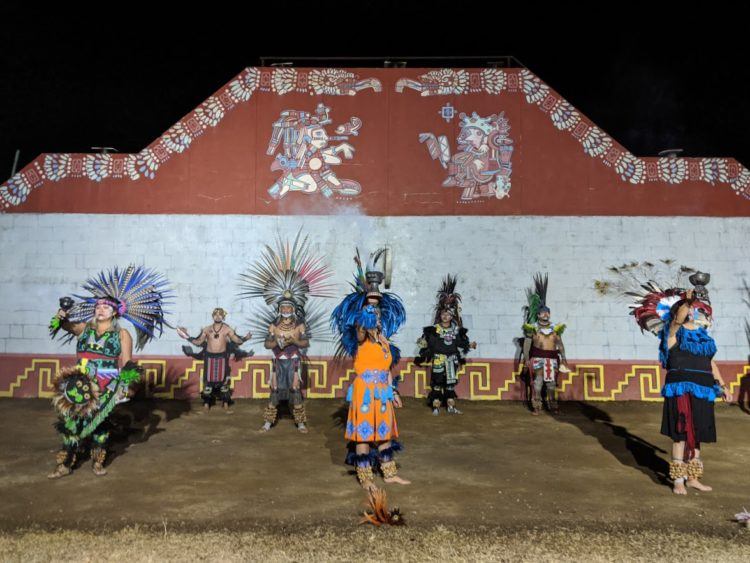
xmin=332 ymin=250 xmax=410 ymax=490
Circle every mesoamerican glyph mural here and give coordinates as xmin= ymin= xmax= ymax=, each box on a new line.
xmin=2 ymin=67 xmax=748 ymax=215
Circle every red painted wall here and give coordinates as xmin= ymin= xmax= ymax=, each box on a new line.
xmin=3 ymin=68 xmax=748 ymax=216
xmin=2 ymin=353 xmax=748 ymax=402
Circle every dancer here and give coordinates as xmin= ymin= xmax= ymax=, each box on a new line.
xmin=47 ymin=265 xmax=171 ymax=478
xmin=596 ymin=264 xmax=732 ymax=494
xmin=331 ymin=249 xmax=410 ymax=489
xmin=415 ymin=275 xmax=476 ymax=415
xmin=240 ymin=231 xmax=334 ymax=433
xmin=178 ymin=307 xmax=252 ymax=414
xmin=521 ymin=274 xmax=569 ymax=415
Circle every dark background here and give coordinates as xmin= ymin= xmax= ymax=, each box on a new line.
xmin=1 ymin=2 xmax=747 ymax=179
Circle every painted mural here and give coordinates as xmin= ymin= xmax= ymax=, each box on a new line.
xmin=420 ymin=110 xmax=513 ymax=202
xmin=1 ymin=67 xmax=748 ymax=214
xmin=266 ymin=104 xmax=362 ymax=200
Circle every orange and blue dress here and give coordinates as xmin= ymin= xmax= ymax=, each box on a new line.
xmin=331 ymin=291 xmax=406 ymax=469
xmin=345 ymin=336 xmax=399 ymax=443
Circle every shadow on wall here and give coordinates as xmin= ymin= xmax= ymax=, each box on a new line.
xmin=513 ymin=335 xmax=533 ymax=410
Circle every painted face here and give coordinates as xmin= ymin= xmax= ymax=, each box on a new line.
xmin=212 ymin=311 xmax=225 ymax=323
xmin=459 ymin=126 xmax=486 ymax=149
xmin=692 ymin=307 xmax=712 ymax=329
xmin=94 ymin=301 xmax=115 ymax=321
xmin=537 ymin=309 xmax=550 ymax=323
xmin=364 ymin=303 xmax=382 ymax=329
xmin=279 ymin=304 xmax=295 ymax=318
xmin=440 ymin=310 xmax=454 ymax=324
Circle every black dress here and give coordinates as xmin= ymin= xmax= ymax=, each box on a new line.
xmin=415 ymin=324 xmax=471 ymax=405
xmin=660 ymin=330 xmax=718 ymax=444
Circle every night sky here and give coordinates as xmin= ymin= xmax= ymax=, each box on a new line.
xmin=1 ymin=3 xmax=747 ymax=179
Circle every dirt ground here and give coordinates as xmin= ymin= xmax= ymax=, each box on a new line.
xmin=1 ymin=398 xmax=749 ymax=560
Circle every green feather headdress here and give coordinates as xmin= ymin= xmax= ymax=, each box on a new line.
xmin=524 ymin=273 xmax=548 ymax=324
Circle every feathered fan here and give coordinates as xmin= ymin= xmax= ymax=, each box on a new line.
xmin=239 ymin=230 xmax=335 ymax=343
xmin=50 ymin=264 xmax=172 ymax=350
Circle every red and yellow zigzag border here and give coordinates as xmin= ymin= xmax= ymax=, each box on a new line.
xmin=1 ymin=354 xmax=747 ymax=402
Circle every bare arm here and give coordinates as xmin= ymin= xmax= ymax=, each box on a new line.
xmin=556 ymin=335 xmax=568 ymax=364
xmin=264 ymin=325 xmax=277 ymax=350
xmin=389 ymin=371 xmax=403 ymax=407
xmin=669 ymin=289 xmax=695 ymax=344
xmin=119 ymin=329 xmax=133 ymax=366
xmin=226 ymin=326 xmax=250 ymax=345
xmin=711 ymin=360 xmax=732 ymax=402
xmin=522 ymin=337 xmax=531 ymax=365
xmin=190 ymin=329 xmax=208 ymax=346
xmin=710 ymin=360 xmax=725 ymax=386
xmin=177 ymin=325 xmax=205 ymax=345
xmin=291 ymin=326 xmax=310 ymax=349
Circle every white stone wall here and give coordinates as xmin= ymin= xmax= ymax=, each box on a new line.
xmin=1 ymin=214 xmax=748 ymax=361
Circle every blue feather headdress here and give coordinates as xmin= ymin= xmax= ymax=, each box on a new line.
xmin=330 ymin=249 xmax=406 ymax=362
xmin=54 ymin=264 xmax=173 ymax=350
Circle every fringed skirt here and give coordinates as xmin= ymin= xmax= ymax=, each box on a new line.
xmin=661 ymin=369 xmax=718 ymax=444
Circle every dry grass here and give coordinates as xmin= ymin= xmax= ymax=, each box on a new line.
xmin=1 ymin=525 xmax=749 ymax=562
